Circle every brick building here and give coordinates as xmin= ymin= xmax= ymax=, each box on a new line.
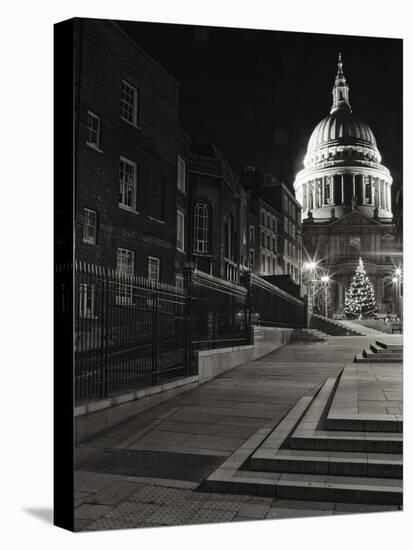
xmin=73 ymin=19 xmax=304 ymax=296
xmin=74 ymin=19 xmax=190 ymax=285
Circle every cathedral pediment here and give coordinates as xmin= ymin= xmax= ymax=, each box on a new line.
xmin=330 ymin=210 xmax=381 ymax=226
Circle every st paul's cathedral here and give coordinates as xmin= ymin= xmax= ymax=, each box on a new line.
xmin=294 ymin=54 xmax=402 ymax=316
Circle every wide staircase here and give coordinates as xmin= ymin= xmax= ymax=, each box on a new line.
xmin=203 ymin=366 xmax=402 ymax=505
xmin=310 ymin=314 xmax=363 ymax=336
xmin=335 ymin=319 xmax=386 ymax=336
xmin=355 ymin=340 xmax=403 ymax=363
xmin=289 ymin=328 xmax=328 ymax=342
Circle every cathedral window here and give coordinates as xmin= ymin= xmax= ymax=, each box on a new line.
xmin=365 ymin=181 xmax=372 ymax=203
xmin=194 ymin=201 xmax=211 ymax=254
xmin=324 ymin=182 xmax=331 ymax=203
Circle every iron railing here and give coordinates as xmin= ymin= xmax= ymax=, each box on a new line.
xmin=248 ymin=272 xmax=305 ymax=328
xmin=188 ymin=268 xmax=250 ymax=351
xmin=71 ymin=262 xmax=191 ymax=402
xmin=56 ymin=262 xmax=305 ymax=403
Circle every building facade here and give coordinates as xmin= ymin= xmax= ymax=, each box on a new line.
xmin=294 ymin=54 xmax=401 ymax=316
xmin=74 ymin=19 xmax=306 ymax=299
xmin=188 ymin=145 xmax=250 ymax=284
xmin=75 ymin=19 xmax=190 ymax=285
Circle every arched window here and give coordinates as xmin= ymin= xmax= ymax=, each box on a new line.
xmin=194 ymin=201 xmax=211 ymax=254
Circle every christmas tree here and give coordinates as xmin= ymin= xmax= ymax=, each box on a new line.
xmin=345 ymin=258 xmax=377 ymax=319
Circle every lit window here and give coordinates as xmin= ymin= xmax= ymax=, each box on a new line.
xmin=116 ymin=248 xmax=135 ymax=306
xmin=117 ymin=248 xmax=134 ymax=275
xmin=83 ymin=208 xmax=97 ymax=245
xmin=119 ymin=157 xmax=137 ymax=210
xmin=177 ymin=209 xmax=185 ymax=252
xmin=79 ymin=283 xmax=96 ymax=319
xmin=261 ymin=253 xmax=266 ymax=273
xmin=177 ymin=155 xmax=186 ymax=193
xmin=272 ymin=257 xmax=276 ymax=274
xmin=120 ymin=80 xmax=138 ymax=125
xmin=86 ymin=111 xmax=101 ymax=149
xmin=148 ymin=257 xmax=160 ymax=281
xmin=194 ymin=201 xmax=210 ymax=254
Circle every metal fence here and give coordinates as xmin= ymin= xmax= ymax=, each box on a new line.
xmin=71 ymin=262 xmax=191 ymax=402
xmin=248 ymin=272 xmax=305 ymax=328
xmin=188 ymin=268 xmax=250 ymax=351
xmin=57 ymin=262 xmax=305 ymax=403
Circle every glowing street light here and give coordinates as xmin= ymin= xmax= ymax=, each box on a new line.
xmin=303 ymin=260 xmax=318 ymax=271
xmin=320 ymin=274 xmax=331 ymax=317
xmin=392 ymin=266 xmax=402 ymax=318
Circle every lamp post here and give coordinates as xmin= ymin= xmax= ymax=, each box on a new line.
xmin=302 ymin=260 xmax=318 ymax=326
xmin=321 ymin=274 xmax=331 ymax=318
xmin=392 ymin=267 xmax=402 ymax=319
xmin=303 ymin=261 xmax=317 ymax=302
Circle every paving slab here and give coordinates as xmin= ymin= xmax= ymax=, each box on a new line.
xmin=75 ymin=335 xmax=403 ymax=528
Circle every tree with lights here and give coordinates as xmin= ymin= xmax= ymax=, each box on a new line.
xmin=345 ymin=257 xmax=377 ymax=319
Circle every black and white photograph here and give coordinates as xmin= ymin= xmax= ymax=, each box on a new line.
xmin=53 ymin=13 xmax=403 ymax=534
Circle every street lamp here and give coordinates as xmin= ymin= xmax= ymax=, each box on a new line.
xmin=321 ymin=274 xmax=331 ymax=318
xmin=392 ymin=267 xmax=402 ymax=319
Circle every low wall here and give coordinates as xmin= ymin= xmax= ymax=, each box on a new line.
xmin=75 ymin=326 xmax=294 ymax=443
xmin=196 ymin=326 xmax=294 ymax=383
xmin=74 ymin=376 xmax=198 ymax=444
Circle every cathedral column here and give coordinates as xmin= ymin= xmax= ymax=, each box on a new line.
xmin=387 ymin=182 xmax=391 ymax=211
xmin=374 ymin=178 xmax=379 ymax=207
xmin=322 ymin=177 xmax=325 ymax=205
xmin=362 ymin=175 xmax=366 ymax=204
xmin=352 ymin=174 xmax=356 ymax=198
xmin=341 ymin=174 xmax=345 ymax=204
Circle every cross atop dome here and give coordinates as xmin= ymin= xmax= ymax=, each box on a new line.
xmin=331 ymin=52 xmax=352 ymax=114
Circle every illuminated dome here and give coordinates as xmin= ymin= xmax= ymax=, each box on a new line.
xmin=294 ymin=53 xmax=392 ymax=221
xmin=308 ymin=110 xmax=377 ymax=151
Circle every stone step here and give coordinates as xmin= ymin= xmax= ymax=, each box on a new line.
xmin=249 ymin=448 xmax=402 ymax=478
xmin=205 ymin=470 xmax=402 ymax=505
xmin=355 ymin=351 xmax=402 ymax=363
xmin=376 ymin=341 xmax=403 ymax=352
xmin=370 ymin=344 xmax=402 ymax=355
xmin=290 ymin=430 xmax=402 ymax=454
xmin=325 ymin=413 xmax=401 ymax=433
xmin=290 ymin=330 xmax=327 ymax=342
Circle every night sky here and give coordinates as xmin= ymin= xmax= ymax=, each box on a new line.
xmin=119 ymin=20 xmax=402 ymax=192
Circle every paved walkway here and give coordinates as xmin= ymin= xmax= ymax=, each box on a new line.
xmin=75 ymin=335 xmax=402 ymax=531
